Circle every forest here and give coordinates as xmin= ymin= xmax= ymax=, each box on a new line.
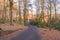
xmin=0 ymin=0 xmax=60 ymax=40
xmin=0 ymin=0 xmax=60 ymax=30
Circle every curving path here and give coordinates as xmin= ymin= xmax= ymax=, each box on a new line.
xmin=11 ymin=25 xmax=41 ymax=40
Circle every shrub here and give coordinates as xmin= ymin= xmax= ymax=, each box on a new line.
xmin=0 ymin=18 xmax=5 ymax=24
xmin=55 ymin=26 xmax=60 ymax=31
xmin=30 ymin=18 xmax=60 ymax=31
xmin=30 ymin=20 xmax=38 ymax=25
xmin=55 ymin=20 xmax=60 ymax=31
xmin=30 ymin=20 xmax=47 ymax=28
xmin=37 ymin=21 xmax=47 ymax=28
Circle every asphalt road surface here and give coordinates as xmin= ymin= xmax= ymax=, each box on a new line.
xmin=11 ymin=25 xmax=41 ymax=40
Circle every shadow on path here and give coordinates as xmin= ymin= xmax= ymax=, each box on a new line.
xmin=11 ymin=24 xmax=42 ymax=40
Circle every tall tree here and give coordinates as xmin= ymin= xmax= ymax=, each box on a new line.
xmin=48 ymin=0 xmax=52 ymax=30
xmin=52 ymin=0 xmax=56 ymax=19
xmin=49 ymin=0 xmax=52 ymax=24
xmin=4 ymin=0 xmax=6 ymax=22
xmin=52 ymin=0 xmax=57 ymax=27
xmin=9 ymin=0 xmax=13 ymax=25
xmin=35 ymin=0 xmax=40 ymax=20
xmin=23 ymin=0 xmax=27 ymax=25
xmin=40 ymin=0 xmax=45 ymax=21
xmin=46 ymin=0 xmax=50 ymax=27
xmin=0 ymin=2 xmax=2 ymax=18
xmin=18 ymin=0 xmax=21 ymax=24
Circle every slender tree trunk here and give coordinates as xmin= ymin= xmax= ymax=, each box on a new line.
xmin=53 ymin=0 xmax=56 ymax=20
xmin=16 ymin=11 xmax=18 ymax=21
xmin=10 ymin=8 xmax=13 ymax=25
xmin=23 ymin=0 xmax=27 ymax=25
xmin=4 ymin=0 xmax=6 ymax=22
xmin=36 ymin=0 xmax=40 ymax=20
xmin=18 ymin=0 xmax=21 ymax=24
xmin=41 ymin=0 xmax=44 ymax=22
xmin=47 ymin=3 xmax=50 ymax=27
xmin=53 ymin=0 xmax=57 ymax=27
xmin=49 ymin=0 xmax=52 ymax=30
xmin=9 ymin=0 xmax=13 ymax=25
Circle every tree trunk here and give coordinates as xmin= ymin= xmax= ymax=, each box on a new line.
xmin=23 ymin=0 xmax=27 ymax=25
xmin=18 ymin=0 xmax=22 ymax=24
xmin=4 ymin=0 xmax=6 ymax=22
xmin=41 ymin=0 xmax=44 ymax=22
xmin=9 ymin=0 xmax=13 ymax=25
xmin=49 ymin=0 xmax=52 ymax=30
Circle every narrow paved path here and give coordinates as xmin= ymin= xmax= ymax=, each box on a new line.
xmin=11 ymin=25 xmax=41 ymax=40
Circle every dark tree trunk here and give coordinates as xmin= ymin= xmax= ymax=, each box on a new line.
xmin=9 ymin=0 xmax=13 ymax=25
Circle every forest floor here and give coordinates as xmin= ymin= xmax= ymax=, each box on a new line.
xmin=0 ymin=24 xmax=28 ymax=37
xmin=38 ymin=28 xmax=60 ymax=40
xmin=0 ymin=24 xmax=60 ymax=40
